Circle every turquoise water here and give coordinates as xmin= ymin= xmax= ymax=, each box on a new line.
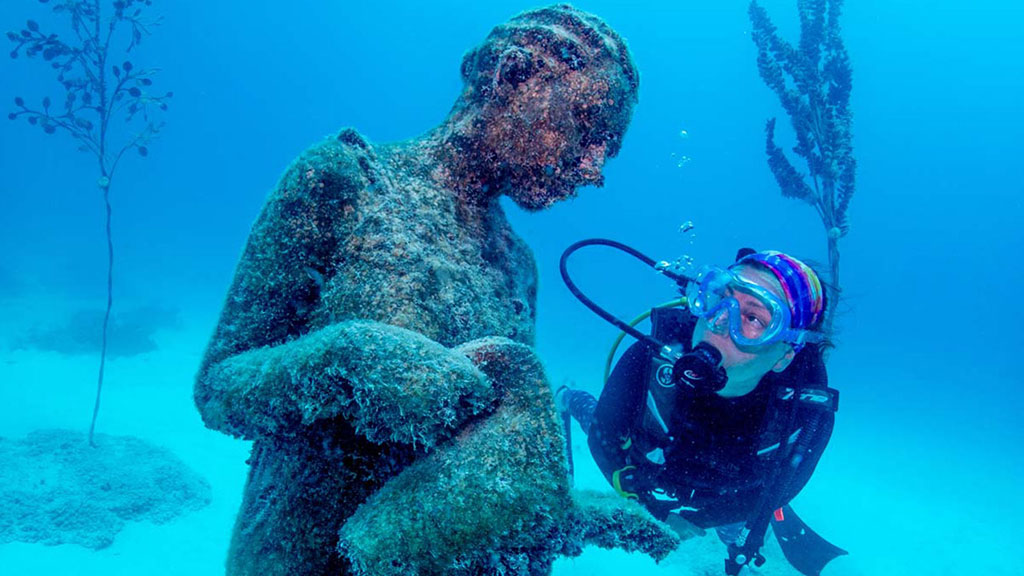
xmin=1 ymin=1 xmax=1021 ymax=574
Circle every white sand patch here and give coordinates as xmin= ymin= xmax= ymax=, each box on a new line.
xmin=0 ymin=308 xmax=251 ymax=576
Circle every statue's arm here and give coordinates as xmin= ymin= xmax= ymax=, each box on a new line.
xmin=195 ymin=318 xmax=497 ymax=446
xmin=193 ymin=135 xmax=496 ymax=444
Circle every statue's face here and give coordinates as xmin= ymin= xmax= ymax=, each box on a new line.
xmin=481 ymin=65 xmax=634 ymax=211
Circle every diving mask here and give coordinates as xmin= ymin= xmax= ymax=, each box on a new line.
xmin=685 ymin=265 xmax=824 ymax=350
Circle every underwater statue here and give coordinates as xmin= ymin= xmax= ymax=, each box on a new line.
xmin=194 ymin=5 xmax=678 ymax=575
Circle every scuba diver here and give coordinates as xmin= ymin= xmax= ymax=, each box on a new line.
xmin=557 ymin=239 xmax=854 ymax=576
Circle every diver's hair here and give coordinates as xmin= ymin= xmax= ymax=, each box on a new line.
xmin=794 ymin=257 xmax=839 ymax=350
xmin=459 ymin=4 xmax=639 ymax=103
xmin=812 ymin=264 xmax=840 ymax=351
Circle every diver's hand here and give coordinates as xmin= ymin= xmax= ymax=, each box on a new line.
xmin=609 ymin=464 xmax=652 ymax=500
xmin=819 ymin=555 xmax=863 ymax=576
xmin=663 ymin=511 xmax=706 ymax=540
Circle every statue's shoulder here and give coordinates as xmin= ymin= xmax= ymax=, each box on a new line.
xmin=334 ymin=127 xmax=374 ymax=153
xmin=303 ymin=127 xmax=380 ymax=177
xmin=276 ymin=128 xmax=381 ymax=205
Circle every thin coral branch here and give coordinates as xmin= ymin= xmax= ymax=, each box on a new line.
xmin=6 ymin=0 xmax=168 ymax=445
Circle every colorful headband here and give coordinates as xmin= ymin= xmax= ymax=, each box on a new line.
xmin=736 ymin=251 xmax=825 ymax=330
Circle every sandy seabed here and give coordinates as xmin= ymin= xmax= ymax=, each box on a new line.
xmin=0 ymin=305 xmax=1018 ymax=576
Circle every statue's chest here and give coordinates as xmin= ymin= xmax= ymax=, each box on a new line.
xmin=321 ymin=206 xmax=536 ymax=346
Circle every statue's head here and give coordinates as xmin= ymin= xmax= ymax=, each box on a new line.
xmin=452 ymin=4 xmax=639 ymax=211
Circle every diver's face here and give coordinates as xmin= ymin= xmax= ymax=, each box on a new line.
xmin=691 ymin=265 xmax=795 ymax=397
xmin=486 ymin=65 xmax=633 ymax=211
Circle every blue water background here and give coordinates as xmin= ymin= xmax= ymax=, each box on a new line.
xmin=1 ymin=1 xmax=1022 ymax=574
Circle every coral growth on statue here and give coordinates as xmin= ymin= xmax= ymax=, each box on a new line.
xmin=195 ymin=4 xmax=678 ymax=575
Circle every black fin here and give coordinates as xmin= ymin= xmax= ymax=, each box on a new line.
xmin=772 ymin=505 xmax=848 ymax=576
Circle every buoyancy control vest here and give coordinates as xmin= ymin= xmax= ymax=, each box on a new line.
xmin=622 ymin=306 xmax=839 ymax=526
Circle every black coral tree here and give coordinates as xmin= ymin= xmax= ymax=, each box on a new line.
xmin=750 ymin=0 xmax=855 ymax=337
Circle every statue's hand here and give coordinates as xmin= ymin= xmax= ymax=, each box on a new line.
xmin=196 ymin=322 xmax=523 ymax=444
xmin=565 ymin=490 xmax=680 ymax=562
xmin=320 ymin=322 xmax=497 ymax=448
xmin=455 ymin=337 xmax=546 ymax=398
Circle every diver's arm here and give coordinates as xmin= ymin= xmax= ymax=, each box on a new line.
xmin=780 ymin=407 xmax=835 ymax=503
xmin=588 ymin=342 xmax=655 ymax=499
xmin=587 ymin=428 xmax=641 ymax=497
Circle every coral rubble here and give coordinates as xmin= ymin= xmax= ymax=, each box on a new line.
xmin=0 ymin=429 xmax=210 ymax=549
